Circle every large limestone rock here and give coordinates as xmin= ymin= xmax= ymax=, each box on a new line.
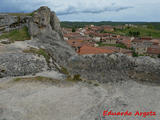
xmin=29 ymin=6 xmax=62 ymax=37
xmin=0 ymin=53 xmax=47 ymax=78
xmin=28 ymin=6 xmax=76 ymax=66
xmin=0 ymin=14 xmax=30 ymax=33
xmin=0 ymin=6 xmax=75 ymax=78
xmin=67 ymin=53 xmax=160 ymax=82
xmin=0 ymin=14 xmax=17 ymax=27
xmin=28 ymin=7 xmax=51 ymax=37
xmin=50 ymin=11 xmax=62 ymax=36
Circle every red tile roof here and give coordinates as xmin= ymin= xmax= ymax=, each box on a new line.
xmin=140 ymin=37 xmax=152 ymax=40
xmin=132 ymin=39 xmax=143 ymax=43
xmin=78 ymin=45 xmax=114 ymax=55
xmin=119 ymin=39 xmax=132 ymax=48
xmin=147 ymin=45 xmax=160 ymax=55
xmin=151 ymin=39 xmax=160 ymax=45
xmin=67 ymin=40 xmax=83 ymax=47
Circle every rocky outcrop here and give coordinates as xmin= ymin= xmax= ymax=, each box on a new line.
xmin=67 ymin=53 xmax=160 ymax=82
xmin=0 ymin=14 xmax=30 ymax=33
xmin=0 ymin=6 xmax=75 ymax=77
xmin=28 ymin=6 xmax=76 ymax=66
xmin=0 ymin=53 xmax=47 ymax=78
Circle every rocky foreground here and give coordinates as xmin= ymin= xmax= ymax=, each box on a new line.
xmin=0 ymin=6 xmax=160 ymax=120
xmin=0 ymin=73 xmax=160 ymax=120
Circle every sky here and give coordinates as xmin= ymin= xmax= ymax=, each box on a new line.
xmin=0 ymin=0 xmax=160 ymax=22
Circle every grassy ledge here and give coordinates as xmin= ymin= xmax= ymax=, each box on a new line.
xmin=13 ymin=76 xmax=60 ymax=84
xmin=23 ymin=47 xmax=50 ymax=63
xmin=0 ymin=26 xmax=31 ymax=43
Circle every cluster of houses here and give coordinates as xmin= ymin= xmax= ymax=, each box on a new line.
xmin=63 ymin=25 xmax=160 ymax=57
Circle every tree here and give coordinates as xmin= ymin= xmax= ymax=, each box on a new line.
xmin=128 ymin=31 xmax=132 ymax=36
xmin=132 ymin=52 xmax=138 ymax=57
xmin=72 ymin=27 xmax=76 ymax=32
xmin=147 ymin=25 xmax=154 ymax=29
xmin=158 ymin=54 xmax=160 ymax=58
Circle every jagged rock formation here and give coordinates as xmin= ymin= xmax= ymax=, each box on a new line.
xmin=0 ymin=53 xmax=47 ymax=78
xmin=67 ymin=53 xmax=160 ymax=82
xmin=0 ymin=6 xmax=76 ymax=77
xmin=0 ymin=14 xmax=30 ymax=33
xmin=28 ymin=6 xmax=76 ymax=65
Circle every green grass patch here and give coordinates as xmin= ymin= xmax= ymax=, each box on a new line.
xmin=114 ymin=26 xmax=160 ymax=38
xmin=23 ymin=47 xmax=50 ymax=63
xmin=0 ymin=26 xmax=31 ymax=42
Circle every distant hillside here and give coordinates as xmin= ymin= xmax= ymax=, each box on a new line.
xmin=61 ymin=21 xmax=160 ymax=30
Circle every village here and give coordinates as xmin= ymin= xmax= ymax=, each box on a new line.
xmin=63 ymin=24 xmax=160 ymax=57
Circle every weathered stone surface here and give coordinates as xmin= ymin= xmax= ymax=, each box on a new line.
xmin=28 ymin=6 xmax=51 ymax=37
xmin=0 ymin=14 xmax=30 ymax=32
xmin=0 ymin=14 xmax=17 ymax=27
xmin=0 ymin=53 xmax=47 ymax=77
xmin=66 ymin=53 xmax=160 ymax=82
xmin=0 ymin=6 xmax=75 ymax=77
xmin=50 ymin=11 xmax=63 ymax=37
xmin=28 ymin=6 xmax=76 ymax=66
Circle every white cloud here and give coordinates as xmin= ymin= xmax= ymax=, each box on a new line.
xmin=0 ymin=0 xmax=160 ymax=21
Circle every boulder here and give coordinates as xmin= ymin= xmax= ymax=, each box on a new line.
xmin=28 ymin=6 xmax=52 ymax=37
xmin=28 ymin=6 xmax=76 ymax=66
xmin=0 ymin=53 xmax=48 ymax=77
xmin=0 ymin=14 xmax=17 ymax=27
xmin=0 ymin=14 xmax=30 ymax=32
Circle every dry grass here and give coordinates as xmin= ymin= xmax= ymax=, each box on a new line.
xmin=60 ymin=67 xmax=69 ymax=75
xmin=66 ymin=74 xmax=82 ymax=82
xmin=7 ymin=13 xmax=33 ymax=16
xmin=13 ymin=76 xmax=60 ymax=85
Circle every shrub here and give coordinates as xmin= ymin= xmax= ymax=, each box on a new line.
xmin=60 ymin=67 xmax=69 ymax=75
xmin=158 ymin=54 xmax=160 ymax=58
xmin=66 ymin=74 xmax=82 ymax=82
xmin=132 ymin=52 xmax=138 ymax=57
xmin=94 ymin=83 xmax=99 ymax=86
xmin=73 ymin=74 xmax=82 ymax=81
